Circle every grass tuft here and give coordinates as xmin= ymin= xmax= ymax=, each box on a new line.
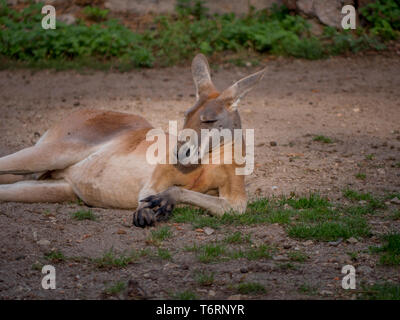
xmin=236 ymin=282 xmax=266 ymax=295
xmin=71 ymin=209 xmax=97 ymax=221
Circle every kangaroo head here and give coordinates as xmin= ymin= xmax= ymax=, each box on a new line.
xmin=176 ymin=54 xmax=265 ymax=166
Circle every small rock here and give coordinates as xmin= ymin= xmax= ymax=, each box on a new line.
xmin=320 ymin=290 xmax=333 ymax=296
xmin=271 ymin=186 xmax=278 ymax=191
xmin=273 ymin=255 xmax=289 ymax=262
xmin=37 ymin=239 xmax=50 ymax=246
xmin=358 ymin=200 xmax=367 ymax=205
xmin=347 ymin=237 xmax=358 ymax=244
xmin=283 ymin=244 xmax=292 ymax=249
xmin=203 ymin=227 xmax=215 ymax=235
xmin=116 ymin=229 xmax=126 ymax=235
xmin=304 ymin=240 xmax=313 ymax=246
xmin=240 ymin=267 xmax=248 ymax=273
xmin=32 ymin=231 xmax=38 ymax=241
xmin=227 ymin=294 xmax=242 ymax=300
xmin=328 ymin=238 xmax=343 ymax=246
xmin=208 ymin=290 xmax=216 ymax=297
xmin=390 ymin=197 xmax=400 ymax=205
xmin=270 ymin=141 xmax=277 ymax=147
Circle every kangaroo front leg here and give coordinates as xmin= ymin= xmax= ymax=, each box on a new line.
xmin=142 ymin=186 xmax=247 ymax=219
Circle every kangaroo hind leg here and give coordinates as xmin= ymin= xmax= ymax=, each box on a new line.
xmin=0 ymin=141 xmax=94 ymax=175
xmin=0 ymin=180 xmax=77 ymax=203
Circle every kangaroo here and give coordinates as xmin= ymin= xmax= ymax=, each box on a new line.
xmin=0 ymin=54 xmax=265 ymax=228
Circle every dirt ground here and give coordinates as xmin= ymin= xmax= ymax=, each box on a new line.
xmin=0 ymin=53 xmax=399 ymax=300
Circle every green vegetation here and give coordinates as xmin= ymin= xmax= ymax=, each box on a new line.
xmin=149 ymin=226 xmax=173 ymax=245
xmin=0 ymin=0 xmax=396 ymax=70
xmin=288 ymin=250 xmax=308 ymax=262
xmin=185 ymin=242 xmax=273 ymax=263
xmin=365 ymin=154 xmax=375 ymax=160
xmin=360 ymin=0 xmax=400 ymax=41
xmin=71 ymin=209 xmax=97 ymax=221
xmin=83 ymin=6 xmax=109 ymax=22
xmin=313 ymin=135 xmax=333 ymax=144
xmin=157 ymin=248 xmax=172 ymax=260
xmin=298 ymin=283 xmax=317 ymax=295
xmin=236 ymin=282 xmax=266 ymax=295
xmin=360 ymin=282 xmax=400 ymax=300
xmin=104 ymin=281 xmax=126 ymax=295
xmin=193 ymin=269 xmax=215 ymax=286
xmin=223 ymin=231 xmax=252 ymax=244
xmin=94 ymin=248 xmax=150 ymax=268
xmin=174 ymin=192 xmax=378 ymax=241
xmin=370 ymin=233 xmax=400 ymax=266
xmin=355 ymin=173 xmax=366 ymax=180
xmin=171 ymin=290 xmax=198 ymax=300
xmin=44 ymin=250 xmax=66 ymax=262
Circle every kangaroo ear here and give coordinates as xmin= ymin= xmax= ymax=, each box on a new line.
xmin=218 ymin=68 xmax=266 ymax=111
xmin=191 ymin=54 xmax=217 ymax=100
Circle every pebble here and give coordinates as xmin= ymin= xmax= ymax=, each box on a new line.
xmin=270 ymin=141 xmax=277 ymax=147
xmin=390 ymin=197 xmax=400 ymax=205
xmin=208 ymin=290 xmax=216 ymax=297
xmin=320 ymin=290 xmax=333 ymax=296
xmin=203 ymin=227 xmax=215 ymax=235
xmin=273 ymin=255 xmax=289 ymax=262
xmin=347 ymin=237 xmax=358 ymax=244
xmin=37 ymin=239 xmax=50 ymax=246
xmin=304 ymin=240 xmax=313 ymax=246
xmin=227 ymin=294 xmax=242 ymax=300
xmin=240 ymin=267 xmax=248 ymax=273
xmin=328 ymin=238 xmax=343 ymax=246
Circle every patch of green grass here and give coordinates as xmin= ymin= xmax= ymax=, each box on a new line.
xmin=371 ymin=233 xmax=400 ymax=266
xmin=223 ymin=231 xmax=252 ymax=244
xmin=0 ymin=1 xmax=391 ymax=71
xmin=365 ymin=154 xmax=375 ymax=160
xmin=83 ymin=6 xmax=109 ymax=22
xmin=193 ymin=269 xmax=214 ymax=286
xmin=93 ymin=248 xmax=142 ymax=269
xmin=71 ymin=209 xmax=97 ymax=221
xmin=236 ymin=282 xmax=266 ymax=295
xmin=186 ymin=243 xmax=227 ymax=263
xmin=359 ymin=283 xmax=400 ymax=300
xmin=355 ymin=173 xmax=366 ymax=180
xmin=288 ymin=216 xmax=371 ymax=241
xmin=104 ymin=281 xmax=126 ymax=295
xmin=394 ymin=162 xmax=400 ymax=168
xmin=343 ymin=189 xmax=386 ymax=211
xmin=288 ymin=250 xmax=308 ymax=262
xmin=298 ymin=283 xmax=317 ymax=295
xmin=313 ymin=135 xmax=333 ymax=144
xmin=235 ymin=245 xmax=273 ymax=260
xmin=281 ymin=193 xmax=331 ymax=209
xmin=171 ymin=290 xmax=198 ymax=300
xmin=277 ymin=262 xmax=298 ymax=270
xmin=172 ymin=207 xmax=222 ymax=229
xmin=31 ymin=262 xmax=43 ymax=271
xmin=390 ymin=210 xmax=400 ymax=220
xmin=44 ymin=250 xmax=66 ymax=263
xmin=149 ymin=226 xmax=173 ymax=243
xmin=347 ymin=251 xmax=359 ymax=261
xmin=157 ymin=248 xmax=172 ymax=260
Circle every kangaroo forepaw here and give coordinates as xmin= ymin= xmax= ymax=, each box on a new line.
xmin=132 ymin=207 xmax=157 ymax=228
xmin=141 ymin=191 xmax=176 ymax=222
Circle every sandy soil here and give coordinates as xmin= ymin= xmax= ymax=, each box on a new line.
xmin=0 ymin=53 xmax=399 ymax=299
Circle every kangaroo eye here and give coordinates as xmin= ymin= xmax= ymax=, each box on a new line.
xmin=201 ymin=119 xmax=217 ymax=124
